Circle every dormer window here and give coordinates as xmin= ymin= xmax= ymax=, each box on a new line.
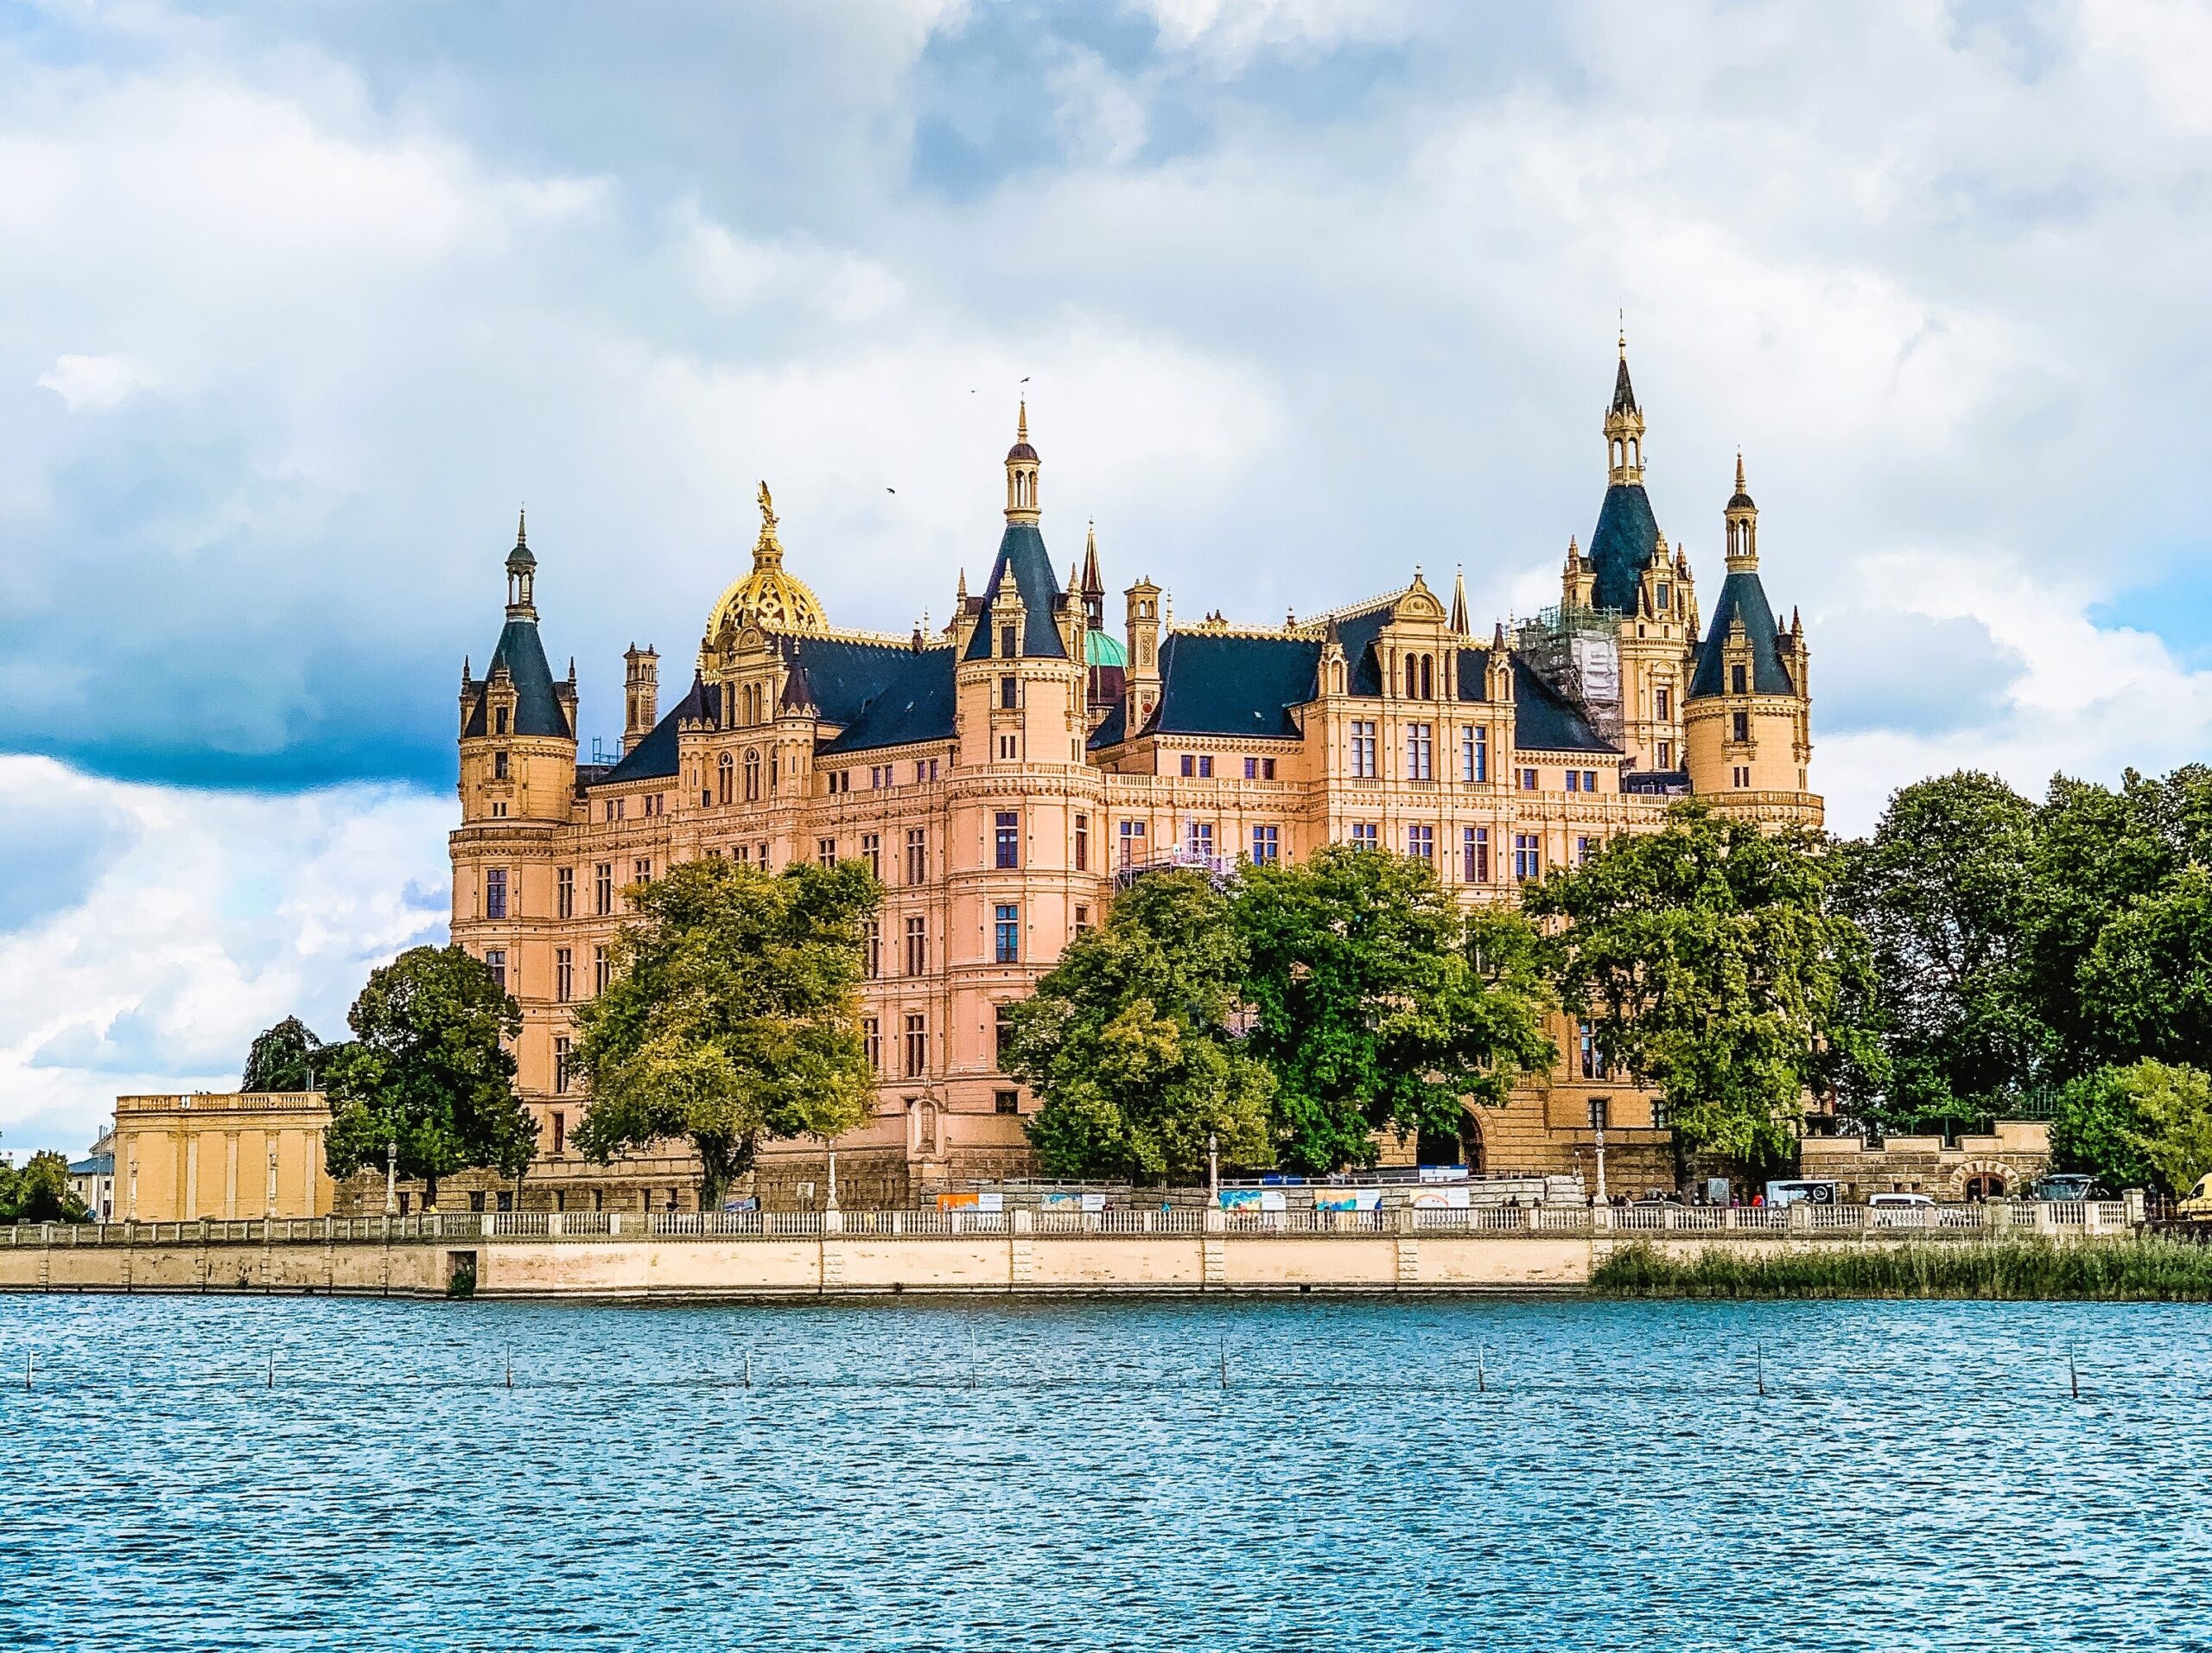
xmin=1731 ymin=664 xmax=1748 ymax=695
xmin=1001 ymin=624 xmax=1019 ymax=658
xmin=493 ymin=708 xmax=508 ymax=735
xmin=1656 ymin=582 xmax=1669 ymax=611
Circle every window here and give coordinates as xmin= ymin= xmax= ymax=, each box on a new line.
xmin=550 ymin=1108 xmax=566 ymax=1154
xmin=556 ymin=948 xmax=574 ymax=1003
xmin=632 ymin=857 xmax=652 ymax=891
xmin=1519 ymin=768 xmax=1538 ymax=792
xmin=995 ymin=811 xmax=1020 ymax=869
xmin=906 ymin=828 xmax=928 ymax=885
xmin=1658 ymin=740 xmax=1673 ymax=769
xmin=1351 ymin=721 xmax=1376 ymax=778
xmin=744 ymin=749 xmax=761 ymax=801
xmin=1576 ymin=835 xmax=1596 ymax=866
xmin=1180 ymin=753 xmax=1194 ymax=778
xmin=493 ymin=708 xmax=508 ymax=736
xmin=1579 ymin=1021 xmax=1597 ymax=1079
xmin=1000 ymin=623 xmax=1018 ymax=658
xmin=484 ymin=868 xmax=507 ymax=919
xmin=995 ymin=1090 xmax=1020 ymax=1116
xmin=904 ymin=1014 xmax=928 ymax=1078
xmin=1731 ymin=664 xmax=1747 ymax=696
xmin=493 ymin=751 xmax=508 ymax=782
xmin=1074 ymin=813 xmax=1089 ymax=872
xmin=1074 ymin=904 xmax=1091 ymax=937
xmin=862 ymin=1016 xmax=881 ymax=1073
xmin=995 ymin=904 xmax=1020 ymax=964
xmin=1583 ymin=770 xmax=1599 ymax=792
xmin=594 ymin=945 xmax=610 ymax=995
xmin=594 ymin=863 xmax=613 ymax=916
xmin=1251 ymin=824 xmax=1279 ymax=865
xmin=1460 ymin=725 xmax=1487 ymax=784
xmin=485 ymin=948 xmax=507 ymax=991
xmin=491 ymin=803 xmax=507 ymax=818
xmin=1407 ymin=722 xmax=1433 ymax=780
xmin=1656 ymin=582 xmax=1670 ymax=614
xmin=906 ymin=915 xmax=927 ymax=976
xmin=817 ymin=837 xmax=836 ymax=868
xmin=1732 ymin=711 xmax=1751 ymax=742
xmin=1463 ymin=826 xmax=1490 ymax=883
xmin=1652 ymin=1098 xmax=1669 ymax=1130
xmin=863 ymin=918 xmax=881 ymax=979
xmin=1656 ymin=688 xmax=1671 ymax=721
xmin=557 ymin=867 xmax=574 ymax=919
xmin=871 ymin=765 xmax=891 ymax=789
xmin=554 ymin=1038 xmax=572 ymax=1096
xmin=861 ymin=832 xmax=881 ymax=880
xmin=1514 ymin=833 xmax=1541 ymax=881
xmin=1000 ymin=676 xmax=1019 ymax=710
xmin=995 ymin=1005 xmax=1016 ymax=1066
xmin=1407 ymin=824 xmax=1433 ymax=862
xmin=733 ymin=843 xmax=750 ymax=865
xmin=1566 ymin=770 xmax=1581 ymax=793
xmin=1186 ymin=821 xmax=1214 ymax=858
xmin=998 ymin=733 xmax=1020 ymax=760
xmin=1351 ymin=823 xmax=1379 ymax=849
xmin=824 ymin=772 xmax=850 ymax=796
xmin=1198 ymin=755 xmax=1213 ymax=778
xmin=1119 ymin=820 xmax=1147 ymax=865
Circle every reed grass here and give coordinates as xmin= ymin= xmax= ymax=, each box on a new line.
xmin=1592 ymin=1236 xmax=2212 ymax=1301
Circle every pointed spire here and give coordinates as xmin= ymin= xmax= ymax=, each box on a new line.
xmin=956 ymin=566 xmax=969 ymax=603
xmin=1451 ymin=565 xmax=1469 ymax=635
xmin=1611 ymin=321 xmax=1637 ymax=416
xmin=1018 ymin=399 xmax=1028 ymax=443
xmin=516 ymin=506 xmax=528 ymax=550
xmin=461 ymin=655 xmax=472 ymax=687
xmin=1492 ymin=620 xmax=1507 ymax=649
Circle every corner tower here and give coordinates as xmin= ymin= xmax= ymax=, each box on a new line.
xmin=459 ymin=511 xmax=577 ymax=825
xmin=1682 ymin=457 xmax=1819 ymax=826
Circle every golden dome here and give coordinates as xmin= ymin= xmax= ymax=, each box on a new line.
xmin=706 ymin=481 xmax=828 ymax=639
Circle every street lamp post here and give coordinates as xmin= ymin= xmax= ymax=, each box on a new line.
xmin=825 ymin=1147 xmax=840 ymax=1212
xmin=385 ymin=1139 xmax=398 ymax=1215
xmin=1588 ymin=1097 xmax=1610 ymax=1206
xmin=1207 ymin=1131 xmax=1219 ymax=1199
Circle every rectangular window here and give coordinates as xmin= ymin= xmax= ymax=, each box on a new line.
xmin=995 ymin=1090 xmax=1020 ymax=1116
xmin=550 ymin=1108 xmax=566 ymax=1154
xmin=1406 ymin=723 xmax=1433 ymax=781
xmin=1576 ymin=835 xmax=1596 ymax=866
xmin=863 ymin=917 xmax=881 ymax=979
xmin=995 ymin=1004 xmax=1015 ymax=1067
xmin=484 ymin=868 xmax=507 ymax=919
xmin=1580 ymin=1021 xmax=1598 ymax=1080
xmin=995 ymin=811 xmax=1020 ymax=869
xmin=995 ymin=904 xmax=1020 ymax=964
xmin=1119 ymin=820 xmax=1146 ymax=864
xmin=1656 ymin=582 xmax=1670 ymax=614
xmin=906 ymin=828 xmax=927 ymax=885
xmin=733 ymin=843 xmax=750 ymax=865
xmin=1514 ymin=833 xmax=1542 ymax=881
xmin=594 ymin=945 xmax=610 ymax=995
xmin=1656 ymin=688 xmax=1671 ymax=721
xmin=1732 ymin=711 xmax=1751 ymax=742
xmin=1198 ymin=755 xmax=1214 ymax=779
xmin=1074 ymin=904 xmax=1091 ymax=937
xmin=998 ymin=733 xmax=1020 ymax=760
xmin=1074 ymin=813 xmax=1089 ymax=872
xmin=1658 ymin=741 xmax=1673 ymax=769
xmin=862 ymin=1016 xmax=881 ymax=1074
xmin=632 ymin=857 xmax=652 ymax=889
xmin=485 ymin=948 xmax=506 ymax=992
xmin=1519 ymin=768 xmax=1538 ymax=792
xmin=1186 ymin=821 xmax=1214 ymax=858
xmin=905 ymin=915 xmax=927 ymax=976
xmin=904 ymin=1014 xmax=927 ymax=1079
xmin=817 ymin=837 xmax=836 ymax=868
xmin=1463 ymin=826 xmax=1490 ymax=883
xmin=1566 ymin=770 xmax=1581 ymax=793
xmin=554 ymin=1037 xmax=572 ymax=1096
xmin=1407 ymin=824 xmax=1433 ymax=862
xmin=1180 ymin=753 xmax=1195 ymax=778
xmin=1731 ymin=664 xmax=1748 ymax=696
xmin=594 ymin=863 xmax=613 ymax=916
xmin=1351 ymin=721 xmax=1377 ymax=778
xmin=1351 ymin=823 xmax=1378 ymax=849
xmin=1584 ymin=769 xmax=1599 ymax=792
xmin=556 ymin=948 xmax=574 ymax=1003
xmin=1244 ymin=757 xmax=1259 ymax=780
xmin=1652 ymin=1097 xmax=1669 ymax=1130
xmin=1251 ymin=824 xmax=1279 ymax=865
xmin=861 ymin=832 xmax=880 ymax=880
xmin=557 ymin=867 xmax=575 ymax=919
xmin=1000 ymin=676 xmax=1019 ymax=710
xmin=1000 ymin=624 xmax=1018 ymax=658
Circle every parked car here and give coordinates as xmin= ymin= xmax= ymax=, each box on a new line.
xmin=1867 ymin=1192 xmax=1937 ymax=1227
xmin=2028 ymin=1174 xmax=2108 ymax=1203
xmin=2177 ymin=1173 xmax=2212 ymax=1222
xmin=1764 ymin=1179 xmax=1840 ymax=1209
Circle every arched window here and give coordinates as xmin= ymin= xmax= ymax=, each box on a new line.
xmin=744 ymin=748 xmax=761 ymax=803
xmin=717 ymin=753 xmax=734 ymax=806
xmin=1419 ymin=655 xmax=1434 ymax=700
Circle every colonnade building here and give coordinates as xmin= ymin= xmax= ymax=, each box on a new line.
xmin=447 ymin=342 xmax=1818 ymax=1209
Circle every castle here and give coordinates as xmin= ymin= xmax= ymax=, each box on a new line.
xmin=442 ymin=340 xmax=1817 ymax=1211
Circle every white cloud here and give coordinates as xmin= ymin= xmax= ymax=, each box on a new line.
xmin=38 ymin=353 xmax=162 ymax=411
xmin=0 ymin=758 xmax=448 ymax=1158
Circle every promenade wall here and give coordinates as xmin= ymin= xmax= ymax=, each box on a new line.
xmin=0 ymin=1199 xmax=2143 ymax=1298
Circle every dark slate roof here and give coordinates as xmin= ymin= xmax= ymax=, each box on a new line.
xmin=1334 ymin=604 xmax=1395 ymax=696
xmin=1457 ymin=646 xmax=1618 ymax=753
xmin=1088 ymin=699 xmax=1127 ymax=749
xmin=1151 ymin=633 xmax=1319 ymax=739
xmin=1688 ymin=569 xmax=1796 ymax=700
xmin=963 ymin=522 xmax=1067 ymax=661
xmin=1587 ymin=483 xmax=1660 ymax=615
xmin=1611 ymin=354 xmax=1637 ymax=414
xmin=816 ymin=645 xmax=957 ymax=754
xmin=462 ymin=618 xmax=571 ymax=738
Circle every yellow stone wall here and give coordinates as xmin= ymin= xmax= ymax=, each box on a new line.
xmin=111 ymin=1093 xmax=336 ymax=1221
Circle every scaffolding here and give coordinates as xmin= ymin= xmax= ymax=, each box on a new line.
xmin=1513 ymin=603 xmax=1624 ymax=748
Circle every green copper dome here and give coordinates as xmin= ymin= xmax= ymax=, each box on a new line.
xmin=1085 ymin=629 xmax=1127 ymax=667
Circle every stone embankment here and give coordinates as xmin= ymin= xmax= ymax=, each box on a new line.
xmin=0 ymin=1198 xmax=2145 ymax=1298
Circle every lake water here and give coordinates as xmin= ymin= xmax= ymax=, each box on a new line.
xmin=4 ymin=1293 xmax=2209 ymax=1650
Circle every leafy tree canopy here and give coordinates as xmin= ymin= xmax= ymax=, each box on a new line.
xmin=572 ymin=856 xmax=878 ymax=1209
xmin=1007 ymin=868 xmax=1273 ymax=1182
xmin=322 ymin=945 xmax=534 ymax=1207
xmin=1236 ymin=845 xmax=1554 ymax=1175
xmin=2122 ymin=1060 xmax=2212 ymax=1197
xmin=1526 ymin=802 xmax=1881 ymax=1172
xmin=2048 ymin=1065 xmax=2158 ymax=1192
xmin=0 ymin=1140 xmax=89 ymax=1224
xmin=242 ymin=1015 xmax=325 ymax=1094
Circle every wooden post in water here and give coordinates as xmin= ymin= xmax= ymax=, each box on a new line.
xmin=1756 ymin=1343 xmax=1766 ymax=1398
xmin=1219 ymin=1338 xmax=1228 ymax=1391
xmin=744 ymin=1351 xmax=752 ymax=1388
xmin=23 ymin=1351 xmax=30 ymax=1391
xmin=505 ymin=1348 xmax=513 ymax=1390
xmin=267 ymin=1351 xmax=276 ymax=1390
xmin=1478 ymin=1346 xmax=1486 ymax=1394
xmin=2069 ymin=1351 xmax=2080 ymax=1401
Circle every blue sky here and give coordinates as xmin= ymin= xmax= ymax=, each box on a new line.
xmin=3 ymin=0 xmax=2210 ymax=1154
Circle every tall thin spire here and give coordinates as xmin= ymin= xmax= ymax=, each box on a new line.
xmin=1450 ymin=565 xmax=1469 ymax=636
xmin=516 ymin=505 xmax=528 ymax=550
xmin=1004 ymin=403 xmax=1040 ymax=523
xmin=1604 ymin=327 xmax=1645 ymax=484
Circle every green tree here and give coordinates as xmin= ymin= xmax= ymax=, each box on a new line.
xmin=1007 ymin=868 xmax=1273 ymax=1181
xmin=0 ymin=1141 xmax=89 ymax=1224
xmin=1525 ymin=802 xmax=1882 ymax=1173
xmin=2077 ymin=865 xmax=2212 ymax=1067
xmin=572 ymin=856 xmax=879 ymax=1210
xmin=322 ymin=945 xmax=536 ymax=1209
xmin=1235 ymin=845 xmax=1554 ymax=1174
xmin=242 ymin=1015 xmax=325 ymax=1093
xmin=2048 ymin=1066 xmax=2158 ymax=1191
xmin=1835 ymin=772 xmax=2050 ymax=1132
xmin=2122 ymin=1060 xmax=2212 ymax=1196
